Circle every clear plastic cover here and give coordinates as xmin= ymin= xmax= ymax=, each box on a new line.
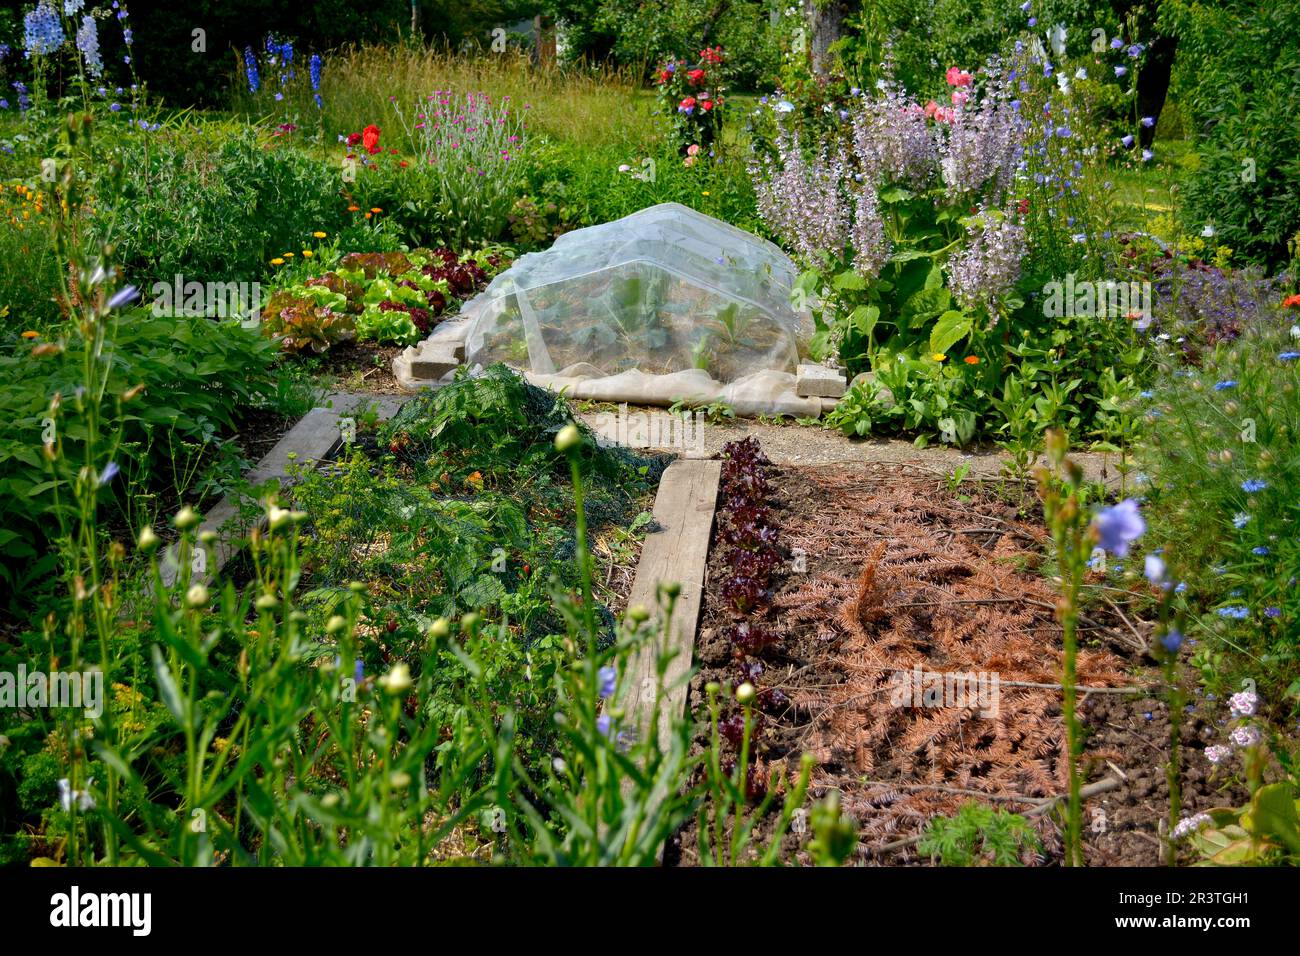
xmin=458 ymin=203 xmax=818 ymax=414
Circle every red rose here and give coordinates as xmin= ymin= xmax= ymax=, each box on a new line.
xmin=362 ymin=124 xmax=382 ymax=155
xmin=687 ymin=68 xmax=706 ymax=85
xmin=680 ymin=96 xmax=696 ymax=111
xmin=346 ymin=132 xmax=362 ymax=146
xmin=701 ymin=99 xmax=714 ymax=111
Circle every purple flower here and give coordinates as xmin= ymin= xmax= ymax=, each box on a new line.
xmin=1160 ymin=629 xmax=1183 ymax=653
xmin=1141 ymin=116 xmax=1155 ymax=128
xmin=109 ymin=102 xmax=121 ymax=112
xmin=1092 ymin=499 xmax=1145 ymax=556
xmin=1121 ymin=134 xmax=1134 ymax=148
xmin=595 ymin=714 xmax=613 ymax=738
xmin=106 ymin=285 xmax=139 ymax=309
xmin=97 ymin=461 xmax=120 ymax=487
xmin=354 ymin=658 xmax=364 ymax=684
xmin=1205 ymin=744 xmax=1233 ymax=764
xmin=1229 ymin=691 xmax=1258 ymax=717
xmin=1114 ymin=65 xmax=1127 ymax=77
xmin=1141 ymin=149 xmax=1153 ymax=162
xmin=1265 ymin=607 xmax=1281 ymax=618
xmin=1144 ymin=554 xmax=1166 ymax=584
xmin=597 ymin=665 xmax=616 ymax=699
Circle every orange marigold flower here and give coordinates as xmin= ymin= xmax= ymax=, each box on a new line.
xmin=21 ymin=330 xmax=39 ymax=339
xmin=347 ymin=204 xmax=360 ymax=212
xmin=1284 ymin=294 xmax=1300 ymax=308
xmin=964 ymin=355 xmax=979 ymax=365
xmin=370 ymin=207 xmax=382 ymax=213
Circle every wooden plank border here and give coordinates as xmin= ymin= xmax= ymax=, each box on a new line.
xmin=160 ymin=392 xmax=410 ymax=587
xmin=619 ymin=459 xmax=721 ymax=753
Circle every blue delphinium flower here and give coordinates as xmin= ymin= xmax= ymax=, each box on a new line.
xmin=244 ymin=47 xmax=260 ymax=93
xmin=1092 ymin=499 xmax=1145 ymax=556
xmin=597 ymin=666 xmax=616 ymax=700
xmin=24 ymin=1 xmax=65 ymax=57
xmin=309 ymin=53 xmax=322 ymax=91
xmin=1241 ymin=479 xmax=1268 ymax=493
xmin=76 ymin=15 xmax=103 ymax=78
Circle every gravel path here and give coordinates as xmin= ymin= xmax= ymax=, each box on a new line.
xmin=575 ymin=406 xmax=1130 ymax=489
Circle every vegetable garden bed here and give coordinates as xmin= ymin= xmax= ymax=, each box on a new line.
xmin=668 ymin=452 xmax=1250 ymax=866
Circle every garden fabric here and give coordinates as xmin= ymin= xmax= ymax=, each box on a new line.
xmin=455 ymin=203 xmax=822 ymax=416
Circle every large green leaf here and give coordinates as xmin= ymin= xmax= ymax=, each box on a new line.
xmin=929 ymin=310 xmax=974 ymax=356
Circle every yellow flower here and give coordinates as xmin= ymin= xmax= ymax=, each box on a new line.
xmin=302 ymin=250 xmax=313 ymax=258
xmin=701 ymin=190 xmax=710 ymax=196
xmin=370 ymin=207 xmax=382 ymax=213
xmin=283 ymin=252 xmax=294 ymax=258
xmin=21 ymin=330 xmax=39 ymax=339
xmin=270 ymin=257 xmax=285 ymax=266
xmin=312 ymin=231 xmax=328 ymax=238
xmin=931 ymin=353 xmax=946 ymax=362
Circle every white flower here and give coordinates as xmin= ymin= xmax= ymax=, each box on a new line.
xmin=1074 ymin=67 xmax=1088 ymax=80
xmin=58 ymin=777 xmax=96 ymax=812
xmin=1228 ymin=690 xmax=1258 ymax=718
xmin=1201 ymin=223 xmax=1215 ymax=238
xmin=1229 ymin=725 xmax=1261 ymax=747
xmin=1171 ymin=812 xmax=1211 ymax=840
xmin=1205 ymin=744 xmax=1233 ymax=764
xmin=1290 ymin=324 xmax=1300 ymax=340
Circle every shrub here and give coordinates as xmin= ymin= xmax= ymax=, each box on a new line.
xmin=95 ymin=122 xmax=348 ymax=289
xmin=1160 ymin=0 xmax=1300 ymax=267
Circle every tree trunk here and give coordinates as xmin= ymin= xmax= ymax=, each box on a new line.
xmin=806 ymin=0 xmax=849 ymax=76
xmin=1137 ymin=35 xmax=1177 ymax=147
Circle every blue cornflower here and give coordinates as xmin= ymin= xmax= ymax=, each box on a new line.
xmin=1252 ymin=546 xmax=1270 ymax=556
xmin=1093 ymin=499 xmax=1145 ymax=557
xmin=1233 ymin=513 xmax=1251 ymax=529
xmin=1241 ymin=479 xmax=1268 ymax=493
xmin=597 ymin=666 xmax=616 ymax=700
xmin=1279 ymin=351 xmax=1300 ymax=361
xmin=1213 ymin=379 xmax=1236 ymax=391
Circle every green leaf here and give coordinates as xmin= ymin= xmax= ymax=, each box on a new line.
xmin=850 ymin=304 xmax=880 ymax=338
xmin=833 ymin=270 xmax=868 ymax=291
xmin=929 ymin=310 xmax=973 ymax=356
